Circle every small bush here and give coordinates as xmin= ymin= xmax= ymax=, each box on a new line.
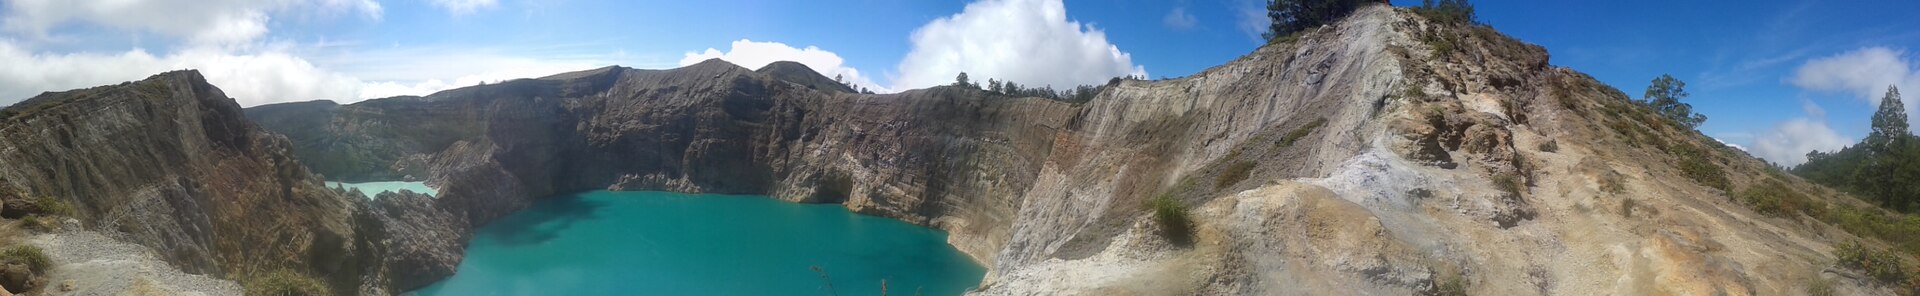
xmin=1149 ymin=194 xmax=1194 ymax=246
xmin=1621 ymin=198 xmax=1638 ymax=218
xmin=244 ymin=269 xmax=333 ymax=296
xmin=1216 ymin=161 xmax=1257 ymax=189
xmin=1673 ymin=146 xmax=1729 ymax=191
xmin=0 ymin=245 xmax=51 ymax=273
xmin=1278 ymin=118 xmax=1329 ymax=147
xmin=1491 ymin=172 xmax=1524 ymax=196
xmin=1422 ymin=270 xmax=1468 ymax=296
xmin=1537 ymin=140 xmax=1559 ymax=153
xmin=19 ymin=215 xmax=55 ymax=232
xmin=1735 ymin=181 xmax=1823 ymax=219
xmin=1599 ymin=171 xmax=1627 ymax=195
xmin=1836 ymin=241 xmax=1911 ymax=284
xmin=1807 ymin=276 xmax=1834 ymax=296
xmin=33 ymin=196 xmax=73 ymax=217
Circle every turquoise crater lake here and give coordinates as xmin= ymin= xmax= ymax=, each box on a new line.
xmin=410 ymin=191 xmax=986 ymax=296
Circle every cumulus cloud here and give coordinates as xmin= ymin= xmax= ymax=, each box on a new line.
xmin=1164 ymin=7 xmax=1198 ymax=30
xmin=891 ymin=0 xmax=1146 ymax=91
xmin=1751 ymin=118 xmax=1851 ymax=167
xmin=681 ymin=39 xmax=885 ymax=92
xmin=427 ymin=0 xmax=499 ymax=15
xmin=0 ymin=41 xmax=364 ymax=106
xmin=1789 ymin=47 xmax=1920 ymax=105
xmin=1 ymin=0 xmax=381 ymax=46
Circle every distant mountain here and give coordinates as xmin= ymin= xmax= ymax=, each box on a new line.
xmin=756 ymin=61 xmax=857 ymax=93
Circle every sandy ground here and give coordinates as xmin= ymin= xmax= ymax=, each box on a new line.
xmin=27 ymin=219 xmax=240 ymax=296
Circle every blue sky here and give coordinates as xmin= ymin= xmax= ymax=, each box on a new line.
xmin=2 ymin=0 xmax=1918 ymax=166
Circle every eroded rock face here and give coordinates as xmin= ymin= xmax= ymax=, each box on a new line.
xmin=0 ymin=71 xmax=453 ymax=295
xmin=213 ymin=5 xmax=1880 ymax=296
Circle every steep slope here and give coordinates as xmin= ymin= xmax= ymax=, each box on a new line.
xmin=241 ymin=5 xmax=1890 ymax=295
xmin=0 ymin=71 xmax=464 ymax=295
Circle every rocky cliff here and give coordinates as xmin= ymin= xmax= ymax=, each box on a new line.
xmin=0 ymin=71 xmax=463 ymax=295
xmin=115 ymin=4 xmax=1891 ymax=295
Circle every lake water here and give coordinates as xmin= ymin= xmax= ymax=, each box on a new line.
xmin=409 ymin=191 xmax=986 ymax=296
xmin=326 ymin=181 xmax=438 ymax=198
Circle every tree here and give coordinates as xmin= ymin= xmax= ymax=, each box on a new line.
xmin=955 ymin=72 xmax=974 ymax=89
xmin=1869 ymin=86 xmax=1909 ymax=153
xmin=1264 ymin=0 xmax=1375 ymax=40
xmin=1640 ymin=74 xmax=1707 ymax=128
xmin=1415 ymin=0 xmax=1477 ymax=24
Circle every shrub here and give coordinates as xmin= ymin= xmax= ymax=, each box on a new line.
xmin=0 ymin=245 xmax=51 ymax=273
xmin=33 ymin=197 xmax=73 ymax=217
xmin=1491 ymin=172 xmax=1524 ymax=196
xmin=1278 ymin=118 xmax=1329 ymax=147
xmin=1673 ymin=146 xmax=1729 ymax=191
xmin=1599 ymin=171 xmax=1627 ymax=195
xmin=1620 ymin=198 xmax=1638 ymax=218
xmin=1835 ymin=241 xmax=1908 ymax=284
xmin=19 ymin=215 xmax=55 ymax=232
xmin=1411 ymin=0 xmax=1477 ymax=25
xmin=1807 ymin=276 xmax=1834 ymax=296
xmin=1216 ymin=161 xmax=1257 ymax=189
xmin=1537 ymin=140 xmax=1559 ymax=153
xmin=1422 ymin=270 xmax=1468 ymax=296
xmin=245 ymin=269 xmax=332 ymax=296
xmin=1149 ymin=194 xmax=1194 ymax=246
xmin=1734 ymin=181 xmax=1822 ymax=219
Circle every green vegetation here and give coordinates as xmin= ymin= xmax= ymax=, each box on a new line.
xmin=1411 ymin=0 xmax=1478 ymax=25
xmin=1836 ymin=241 xmax=1909 ymax=284
xmin=0 ymin=246 xmax=51 ymax=273
xmin=1278 ymin=118 xmax=1328 ymax=147
xmin=244 ymin=269 xmax=334 ymax=296
xmin=1263 ymin=0 xmax=1375 ymax=40
xmin=1149 ymin=194 xmax=1195 ymax=246
xmin=1536 ymin=140 xmax=1558 ymax=153
xmin=1639 ymin=74 xmax=1707 ymax=129
xmin=1216 ymin=161 xmax=1257 ymax=189
xmin=1491 ymin=172 xmax=1524 ymax=196
xmin=1422 ymin=269 xmax=1468 ymax=296
xmin=1674 ymin=145 xmax=1729 ymax=191
xmin=1599 ymin=171 xmax=1627 ymax=195
xmin=1807 ymin=276 xmax=1834 ymax=296
xmin=1796 ymin=86 xmax=1920 ymax=212
xmin=34 ymin=196 xmax=73 ymax=217
xmin=1733 ymin=180 xmax=1823 ymax=219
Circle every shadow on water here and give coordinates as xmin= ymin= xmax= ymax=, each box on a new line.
xmin=477 ymin=193 xmax=609 ymax=246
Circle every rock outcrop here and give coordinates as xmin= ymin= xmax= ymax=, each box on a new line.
xmin=0 ymin=71 xmax=461 ymax=295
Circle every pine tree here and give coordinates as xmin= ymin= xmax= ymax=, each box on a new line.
xmin=1869 ymin=86 xmax=1909 ymax=153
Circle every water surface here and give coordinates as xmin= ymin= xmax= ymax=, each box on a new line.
xmin=326 ymin=181 xmax=438 ymax=198
xmin=411 ymin=191 xmax=985 ymax=296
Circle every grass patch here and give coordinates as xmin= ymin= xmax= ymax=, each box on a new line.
xmin=1621 ymin=198 xmax=1638 ymax=218
xmin=1422 ymin=270 xmax=1468 ymax=296
xmin=1148 ymin=194 xmax=1194 ymax=246
xmin=1734 ymin=180 xmax=1824 ymax=219
xmin=1278 ymin=118 xmax=1329 ymax=147
xmin=244 ymin=269 xmax=333 ymax=296
xmin=0 ymin=245 xmax=51 ymax=273
xmin=1215 ymin=161 xmax=1257 ymax=189
xmin=1808 ymin=276 xmax=1834 ymax=296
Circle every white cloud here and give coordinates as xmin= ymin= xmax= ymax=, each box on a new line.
xmin=0 ymin=41 xmax=363 ymax=106
xmin=1163 ymin=7 xmax=1198 ymax=30
xmin=1 ymin=0 xmax=382 ymax=46
xmin=891 ymin=0 xmax=1146 ymax=91
xmin=680 ymin=39 xmax=885 ymax=92
xmin=1713 ymin=138 xmax=1748 ymax=152
xmin=0 ymin=39 xmax=646 ymax=106
xmin=1751 ymin=118 xmax=1852 ymax=167
xmin=1788 ymin=47 xmax=1920 ymax=105
xmin=427 ymin=0 xmax=499 ymax=15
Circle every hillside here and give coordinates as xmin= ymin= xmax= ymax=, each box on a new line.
xmin=0 ymin=71 xmax=464 ymax=295
xmin=1 ymin=3 xmax=1902 ymax=295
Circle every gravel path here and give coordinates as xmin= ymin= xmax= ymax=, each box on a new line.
xmin=26 ymin=220 xmax=241 ymax=296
